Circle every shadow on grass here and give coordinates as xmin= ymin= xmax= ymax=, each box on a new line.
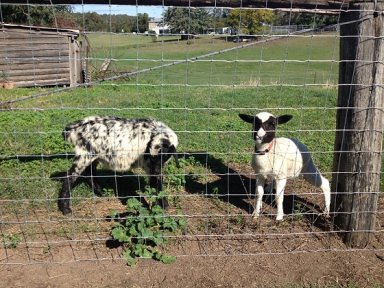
xmin=9 ymin=151 xmax=329 ymax=230
xmin=183 ymin=152 xmax=330 ymax=230
xmin=50 ymin=169 xmax=147 ymax=206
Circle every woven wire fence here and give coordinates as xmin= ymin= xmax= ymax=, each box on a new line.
xmin=0 ymin=3 xmax=383 ymax=266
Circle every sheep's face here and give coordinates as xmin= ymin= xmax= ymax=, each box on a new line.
xmin=239 ymin=112 xmax=293 ymax=145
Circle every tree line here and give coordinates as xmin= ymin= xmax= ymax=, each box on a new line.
xmin=1 ymin=5 xmax=337 ymax=34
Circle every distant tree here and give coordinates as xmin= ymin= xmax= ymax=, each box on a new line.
xmin=211 ymin=8 xmax=230 ymax=29
xmin=163 ymin=8 xmax=213 ymax=34
xmin=226 ymin=9 xmax=274 ymax=34
xmin=111 ymin=15 xmax=135 ymax=33
xmin=274 ymin=11 xmax=338 ymax=27
xmin=1 ymin=5 xmax=73 ymax=27
xmin=134 ymin=13 xmax=149 ymax=33
xmin=81 ymin=12 xmax=107 ymax=31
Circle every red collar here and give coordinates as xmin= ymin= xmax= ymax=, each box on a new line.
xmin=255 ymin=140 xmax=274 ymax=155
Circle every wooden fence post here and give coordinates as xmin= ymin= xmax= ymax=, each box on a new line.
xmin=332 ymin=2 xmax=384 ymax=248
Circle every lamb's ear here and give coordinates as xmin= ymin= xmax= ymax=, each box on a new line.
xmin=276 ymin=115 xmax=293 ymax=125
xmin=238 ymin=114 xmax=255 ymax=124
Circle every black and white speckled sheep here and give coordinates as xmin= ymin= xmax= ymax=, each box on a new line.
xmin=59 ymin=116 xmax=179 ymax=215
xmin=239 ymin=112 xmax=330 ymax=221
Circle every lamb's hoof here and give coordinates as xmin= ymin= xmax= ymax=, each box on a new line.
xmin=275 ymin=214 xmax=284 ymax=221
xmin=251 ymin=212 xmax=260 ymax=219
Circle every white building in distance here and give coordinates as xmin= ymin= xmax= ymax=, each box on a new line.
xmin=148 ymin=18 xmax=170 ymax=35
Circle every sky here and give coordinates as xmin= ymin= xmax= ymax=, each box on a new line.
xmin=72 ymin=4 xmax=165 ymax=18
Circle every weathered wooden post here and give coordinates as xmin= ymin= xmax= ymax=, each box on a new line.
xmin=332 ymin=2 xmax=384 ymax=247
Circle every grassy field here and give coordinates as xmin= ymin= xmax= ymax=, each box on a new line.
xmin=87 ymin=33 xmax=340 ymax=85
xmin=0 ymin=32 xmax=340 ymax=214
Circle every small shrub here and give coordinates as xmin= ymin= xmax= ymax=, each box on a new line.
xmin=293 ymin=203 xmax=306 ymax=221
xmin=110 ymin=186 xmax=186 ymax=266
xmin=165 ymin=158 xmax=187 ymax=189
xmin=3 ymin=233 xmax=21 ymax=249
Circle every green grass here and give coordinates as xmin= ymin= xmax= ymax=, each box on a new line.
xmin=0 ymin=85 xmax=337 ymax=211
xmin=86 ymin=33 xmax=339 ymax=86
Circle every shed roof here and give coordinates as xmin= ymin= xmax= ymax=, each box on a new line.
xmin=1 ymin=23 xmax=80 ymax=37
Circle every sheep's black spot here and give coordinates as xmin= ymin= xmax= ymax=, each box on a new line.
xmin=85 ymin=141 xmax=92 ymax=152
xmin=144 ymin=139 xmax=153 ymax=161
xmin=73 ymin=155 xmax=81 ymax=163
xmin=160 ymin=139 xmax=171 ymax=148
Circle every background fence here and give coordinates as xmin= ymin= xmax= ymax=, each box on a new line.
xmin=0 ymin=1 xmax=383 ymax=286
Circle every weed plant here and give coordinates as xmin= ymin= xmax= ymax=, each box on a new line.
xmin=110 ymin=187 xmax=186 ymax=266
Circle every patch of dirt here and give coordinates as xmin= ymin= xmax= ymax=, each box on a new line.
xmin=1 ymin=160 xmax=383 ymax=287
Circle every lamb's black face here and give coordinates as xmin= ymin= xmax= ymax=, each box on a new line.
xmin=239 ymin=112 xmax=293 ymax=145
xmin=252 ymin=116 xmax=276 ymax=144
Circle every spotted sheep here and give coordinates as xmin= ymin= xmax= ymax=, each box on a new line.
xmin=59 ymin=116 xmax=179 ymax=215
xmin=239 ymin=112 xmax=331 ymax=221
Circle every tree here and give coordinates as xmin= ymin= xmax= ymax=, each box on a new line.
xmin=274 ymin=11 xmax=338 ymax=27
xmin=110 ymin=15 xmax=135 ymax=33
xmin=211 ymin=8 xmax=230 ymax=30
xmin=135 ymin=13 xmax=149 ymax=33
xmin=1 ymin=5 xmax=73 ymax=27
xmin=163 ymin=8 xmax=213 ymax=34
xmin=226 ymin=9 xmax=274 ymax=35
xmin=81 ymin=12 xmax=107 ymax=32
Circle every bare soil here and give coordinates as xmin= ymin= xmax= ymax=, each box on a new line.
xmin=1 ymin=163 xmax=383 ymax=288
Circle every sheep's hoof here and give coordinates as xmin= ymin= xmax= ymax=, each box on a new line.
xmin=58 ymin=202 xmax=72 ymax=215
xmin=60 ymin=208 xmax=72 ymax=215
xmin=94 ymin=189 xmax=104 ymax=197
xmin=160 ymin=198 xmax=169 ymax=210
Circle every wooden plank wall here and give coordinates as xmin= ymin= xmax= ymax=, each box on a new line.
xmin=0 ymin=27 xmax=80 ymax=87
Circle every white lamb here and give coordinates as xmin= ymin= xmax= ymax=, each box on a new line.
xmin=59 ymin=116 xmax=179 ymax=215
xmin=239 ymin=112 xmax=330 ymax=221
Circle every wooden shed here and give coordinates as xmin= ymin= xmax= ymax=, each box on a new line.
xmin=0 ymin=23 xmax=87 ymax=88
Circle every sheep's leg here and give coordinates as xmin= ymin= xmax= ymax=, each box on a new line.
xmin=302 ymin=167 xmax=331 ymax=217
xmin=59 ymin=155 xmax=93 ymax=215
xmin=275 ymin=178 xmax=287 ymax=221
xmin=148 ymin=154 xmax=169 ymax=209
xmin=83 ymin=161 xmax=104 ymax=197
xmin=252 ymin=176 xmax=265 ymax=218
xmin=149 ymin=172 xmax=168 ymax=209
